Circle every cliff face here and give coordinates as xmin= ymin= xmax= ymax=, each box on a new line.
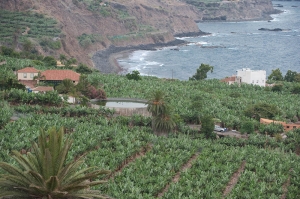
xmin=187 ymin=0 xmax=279 ymax=21
xmin=0 ymin=0 xmax=276 ymax=68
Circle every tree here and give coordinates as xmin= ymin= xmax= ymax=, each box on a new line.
xmin=244 ymin=102 xmax=282 ymax=121
xmin=153 ymin=111 xmax=176 ymax=136
xmin=189 ymin=63 xmax=213 ymax=80
xmin=22 ymin=39 xmax=34 ymax=52
xmin=147 ymin=90 xmax=170 ymax=117
xmin=291 ymin=85 xmax=300 ymax=94
xmin=59 ymin=54 xmax=67 ymax=64
xmin=0 ymin=127 xmax=110 ymax=198
xmin=271 ymin=84 xmax=283 ymax=92
xmin=43 ymin=56 xmax=57 ymax=67
xmin=284 ymin=70 xmax=297 ymax=82
xmin=76 ymin=75 xmax=89 ymax=96
xmin=147 ymin=90 xmax=175 ymax=135
xmin=268 ymin=68 xmax=283 ymax=81
xmin=295 ymin=73 xmax=300 ymax=83
xmin=76 ymin=63 xmax=93 ymax=74
xmin=200 ymin=115 xmax=215 ymax=139
xmin=240 ymin=121 xmax=255 ymax=134
xmin=56 ymin=79 xmax=75 ymax=94
xmin=126 ymin=70 xmax=142 ymax=81
xmin=86 ymin=85 xmax=107 ymax=100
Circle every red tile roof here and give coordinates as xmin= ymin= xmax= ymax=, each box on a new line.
xmin=41 ymin=70 xmax=80 ymax=81
xmin=17 ymin=67 xmax=39 ymax=73
xmin=18 ymin=80 xmax=37 ymax=88
xmin=221 ymin=76 xmax=236 ymax=83
xmin=32 ymin=86 xmax=54 ymax=92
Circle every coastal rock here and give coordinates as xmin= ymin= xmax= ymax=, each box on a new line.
xmin=186 ymin=0 xmax=280 ymax=22
xmin=258 ymin=28 xmax=291 ymax=31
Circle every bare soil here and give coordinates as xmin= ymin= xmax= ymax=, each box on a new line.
xmin=157 ymin=152 xmax=200 ymax=198
xmin=106 ymin=143 xmax=152 ymax=180
xmin=222 ymin=160 xmax=246 ymax=197
xmin=280 ymin=172 xmax=291 ymax=199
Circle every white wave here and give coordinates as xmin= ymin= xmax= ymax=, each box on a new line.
xmin=145 ymin=61 xmax=161 ymax=66
xmin=175 ymin=37 xmax=192 ymax=40
xmin=228 ymin=47 xmax=239 ymax=50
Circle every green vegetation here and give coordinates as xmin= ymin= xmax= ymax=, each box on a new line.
xmin=183 ymin=0 xmax=222 ymax=10
xmin=147 ymin=90 xmax=175 ymax=135
xmin=126 ymin=70 xmax=142 ymax=81
xmin=77 ymin=33 xmax=104 ymax=48
xmin=1 ymin=53 xmax=300 ymax=198
xmin=189 ymin=63 xmax=214 ymax=80
xmin=0 ymin=9 xmax=61 ymax=48
xmin=0 ymin=127 xmax=110 ymax=198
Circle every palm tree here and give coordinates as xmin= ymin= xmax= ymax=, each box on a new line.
xmin=147 ymin=90 xmax=169 ymax=117
xmin=0 ymin=127 xmax=110 ymax=199
xmin=147 ymin=90 xmax=175 ymax=135
xmin=153 ymin=112 xmax=176 ymax=136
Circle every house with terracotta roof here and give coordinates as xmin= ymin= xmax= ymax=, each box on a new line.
xmin=17 ymin=67 xmax=39 ymax=81
xmin=260 ymin=118 xmax=300 ymax=132
xmin=40 ymin=70 xmax=80 ymax=85
xmin=221 ymin=75 xmax=237 ymax=85
xmin=221 ymin=68 xmax=266 ymax=87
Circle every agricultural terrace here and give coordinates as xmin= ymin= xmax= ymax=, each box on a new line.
xmin=0 ymin=10 xmax=61 ymax=48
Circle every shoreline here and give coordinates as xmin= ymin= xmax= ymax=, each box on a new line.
xmin=92 ymin=9 xmax=283 ymax=75
xmin=92 ymin=31 xmax=209 ymax=74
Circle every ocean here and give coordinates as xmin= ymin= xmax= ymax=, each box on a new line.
xmin=117 ymin=1 xmax=300 ymax=80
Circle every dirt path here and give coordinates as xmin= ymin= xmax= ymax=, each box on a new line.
xmin=280 ymin=172 xmax=291 ymax=199
xmin=106 ymin=143 xmax=152 ymax=180
xmin=156 ymin=152 xmax=200 ymax=198
xmin=222 ymin=160 xmax=246 ymax=198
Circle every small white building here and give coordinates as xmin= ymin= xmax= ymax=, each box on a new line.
xmin=236 ymin=68 xmax=266 ymax=87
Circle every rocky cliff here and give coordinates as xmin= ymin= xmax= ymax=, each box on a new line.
xmin=0 ymin=0 xmax=277 ymax=70
xmin=184 ymin=0 xmax=279 ymax=21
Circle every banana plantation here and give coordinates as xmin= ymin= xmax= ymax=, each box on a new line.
xmin=1 ymin=54 xmax=300 ymax=198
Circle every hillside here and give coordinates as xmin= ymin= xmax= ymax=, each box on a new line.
xmin=0 ymin=0 xmax=278 ymax=71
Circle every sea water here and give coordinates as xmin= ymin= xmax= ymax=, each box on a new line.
xmin=117 ymin=1 xmax=300 ymax=80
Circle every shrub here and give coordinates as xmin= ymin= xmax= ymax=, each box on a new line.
xmin=126 ymin=70 xmax=142 ymax=81
xmin=86 ymin=85 xmax=107 ymax=99
xmin=240 ymin=121 xmax=255 ymax=134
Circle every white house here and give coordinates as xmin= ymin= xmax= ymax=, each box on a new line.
xmin=17 ymin=67 xmax=39 ymax=80
xmin=236 ymin=68 xmax=266 ymax=87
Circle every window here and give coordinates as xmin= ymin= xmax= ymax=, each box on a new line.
xmin=252 ymin=80 xmax=254 ymax=83
xmin=30 ymin=73 xmax=34 ymax=78
xmin=256 ymin=80 xmax=259 ymax=83
xmin=23 ymin=73 xmax=27 ymax=78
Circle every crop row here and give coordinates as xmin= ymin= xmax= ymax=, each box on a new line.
xmin=101 ymin=137 xmax=202 ymax=198
xmin=1 ymin=109 xmax=300 ymax=198
xmin=161 ymin=144 xmax=246 ymax=198
xmin=228 ymin=146 xmax=296 ymax=198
